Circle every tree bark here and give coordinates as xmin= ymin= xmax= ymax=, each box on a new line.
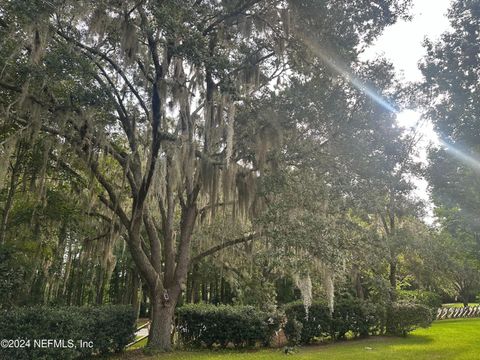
xmin=0 ymin=149 xmax=21 ymax=245
xmin=131 ymin=272 xmax=142 ymax=319
xmin=144 ymin=202 xmax=197 ymax=351
xmin=354 ymin=269 xmax=364 ymax=300
xmin=147 ymin=290 xmax=177 ymax=352
xmin=386 ymin=259 xmax=398 ymax=334
xmin=389 ymin=260 xmax=397 ymax=301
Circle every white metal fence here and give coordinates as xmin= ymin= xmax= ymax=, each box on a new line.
xmin=436 ymin=306 xmax=480 ymax=320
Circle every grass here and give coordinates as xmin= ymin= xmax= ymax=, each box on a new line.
xmin=442 ymin=303 xmax=479 ymax=308
xmin=137 ymin=318 xmax=150 ymax=327
xmin=116 ymin=318 xmax=480 ymax=360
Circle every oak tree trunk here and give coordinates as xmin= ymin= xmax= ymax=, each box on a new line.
xmin=147 ymin=291 xmax=177 ymax=352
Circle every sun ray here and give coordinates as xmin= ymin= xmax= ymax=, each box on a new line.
xmin=437 ymin=139 xmax=480 ymax=173
xmin=299 ymin=33 xmax=480 ymax=176
xmin=297 ymin=32 xmax=398 ymax=114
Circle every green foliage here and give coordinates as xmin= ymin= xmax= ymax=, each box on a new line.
xmin=283 ymin=317 xmax=303 ymax=346
xmin=234 ymin=271 xmax=278 ymax=310
xmin=0 ymin=305 xmax=135 ymax=359
xmin=331 ymin=297 xmax=387 ymax=339
xmin=78 ymin=306 xmax=136 ymax=354
xmin=397 ymin=290 xmax=442 ymax=311
xmin=176 ymin=304 xmax=280 ymax=348
xmin=415 ymin=218 xmax=480 ymax=306
xmin=0 ymin=0 xmax=435 ymax=353
xmin=0 ymin=245 xmax=25 ymax=308
xmin=275 ymin=277 xmax=300 ymax=304
xmin=284 ymin=299 xmax=387 ymax=345
xmin=386 ymin=302 xmax=433 ymax=336
xmin=422 ymin=1 xmax=480 ymax=304
xmin=284 ymin=301 xmax=331 ymax=344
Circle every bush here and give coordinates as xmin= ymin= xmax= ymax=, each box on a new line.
xmin=360 ymin=300 xmax=387 ymax=336
xmin=176 ymin=303 xmax=280 ymax=348
xmin=283 ymin=317 xmax=303 ymax=345
xmin=331 ymin=298 xmax=361 ymax=339
xmin=78 ymin=306 xmax=136 ymax=353
xmin=387 ymin=301 xmax=433 ymax=336
xmin=0 ymin=305 xmax=136 ymax=359
xmin=284 ymin=299 xmax=387 ymax=345
xmin=397 ymin=290 xmax=442 ymax=311
xmin=331 ymin=298 xmax=386 ymax=339
xmin=283 ymin=301 xmax=331 ymax=344
xmin=0 ymin=245 xmax=24 ymax=309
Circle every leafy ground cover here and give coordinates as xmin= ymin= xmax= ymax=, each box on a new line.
xmin=113 ymin=318 xmax=480 ymax=360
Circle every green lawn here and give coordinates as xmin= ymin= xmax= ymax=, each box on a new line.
xmin=117 ymin=318 xmax=480 ymax=360
xmin=442 ymin=303 xmax=479 ymax=308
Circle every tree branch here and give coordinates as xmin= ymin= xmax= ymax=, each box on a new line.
xmin=202 ymin=0 xmax=262 ymax=36
xmin=55 ymin=30 xmax=151 ymax=120
xmin=190 ymin=232 xmax=256 ymax=265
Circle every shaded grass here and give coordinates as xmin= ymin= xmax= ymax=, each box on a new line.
xmin=115 ymin=318 xmax=480 ymax=360
xmin=129 ymin=338 xmax=148 ymax=350
xmin=136 ymin=318 xmax=150 ymax=327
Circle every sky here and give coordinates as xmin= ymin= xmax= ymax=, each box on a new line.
xmin=361 ymin=0 xmax=453 ymax=223
xmin=362 ymin=0 xmax=452 ymax=83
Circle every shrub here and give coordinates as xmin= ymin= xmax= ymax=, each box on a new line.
xmin=283 ymin=317 xmax=303 ymax=346
xmin=0 ymin=245 xmax=24 ymax=309
xmin=331 ymin=298 xmax=387 ymax=339
xmin=0 ymin=305 xmax=136 ymax=360
xmin=176 ymin=303 xmax=280 ymax=348
xmin=387 ymin=301 xmax=433 ymax=336
xmin=360 ymin=300 xmax=387 ymax=336
xmin=283 ymin=301 xmax=331 ymax=344
xmin=331 ymin=298 xmax=362 ymax=339
xmin=78 ymin=306 xmax=137 ymax=353
xmin=284 ymin=299 xmax=387 ymax=344
xmin=397 ymin=290 xmax=442 ymax=311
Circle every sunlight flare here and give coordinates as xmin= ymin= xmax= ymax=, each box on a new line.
xmin=438 ymin=139 xmax=480 ymax=173
xmin=298 ymin=33 xmax=398 ymax=114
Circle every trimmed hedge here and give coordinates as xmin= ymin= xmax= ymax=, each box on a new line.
xmin=176 ymin=304 xmax=280 ymax=348
xmin=283 ymin=299 xmax=386 ymax=345
xmin=331 ymin=298 xmax=386 ymax=339
xmin=0 ymin=305 xmax=136 ymax=359
xmin=284 ymin=301 xmax=331 ymax=344
xmin=386 ymin=301 xmax=433 ymax=336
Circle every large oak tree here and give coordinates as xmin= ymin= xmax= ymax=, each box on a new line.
xmin=0 ymin=0 xmax=410 ymax=351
